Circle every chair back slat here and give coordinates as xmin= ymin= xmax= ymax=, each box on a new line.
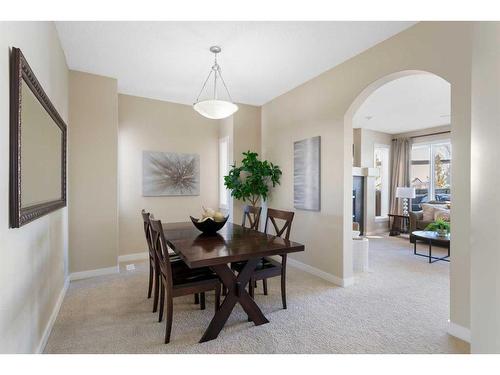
xmin=141 ymin=210 xmax=155 ymax=259
xmin=264 ymin=208 xmax=294 ymax=240
xmin=242 ymin=205 xmax=262 ymax=230
xmin=150 ymin=218 xmax=173 ymax=288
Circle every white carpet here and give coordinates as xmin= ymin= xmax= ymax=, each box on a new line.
xmin=44 ymin=235 xmax=468 ymax=353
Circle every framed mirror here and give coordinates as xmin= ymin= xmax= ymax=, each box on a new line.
xmin=10 ymin=47 xmax=67 ymax=228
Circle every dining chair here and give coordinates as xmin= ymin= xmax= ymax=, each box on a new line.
xmin=142 ymin=210 xmax=183 ymax=313
xmin=149 ymin=218 xmax=221 ymax=344
xmin=141 ymin=209 xmax=204 ymax=312
xmin=233 ymin=208 xmax=294 ymax=309
xmin=242 ymin=205 xmax=262 ymax=230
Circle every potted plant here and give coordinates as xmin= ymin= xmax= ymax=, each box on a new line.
xmin=224 ymin=151 xmax=282 ymax=208
xmin=425 ymin=218 xmax=451 ymax=237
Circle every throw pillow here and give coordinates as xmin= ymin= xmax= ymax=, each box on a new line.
xmin=421 ymin=203 xmax=436 ymax=221
xmin=434 ymin=207 xmax=451 ymax=221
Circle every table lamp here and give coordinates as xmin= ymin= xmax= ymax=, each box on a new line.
xmin=396 ymin=187 xmax=416 ymax=216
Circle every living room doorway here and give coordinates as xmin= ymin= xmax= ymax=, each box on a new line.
xmin=345 ymin=69 xmax=453 ymax=322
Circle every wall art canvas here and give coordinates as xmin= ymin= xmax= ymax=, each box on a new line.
xmin=294 ymin=136 xmax=321 ymax=211
xmin=143 ymin=151 xmax=200 ymax=196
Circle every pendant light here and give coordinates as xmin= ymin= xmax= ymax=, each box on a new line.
xmin=193 ymin=46 xmax=238 ymax=120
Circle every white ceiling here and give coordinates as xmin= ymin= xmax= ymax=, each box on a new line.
xmin=352 ymin=73 xmax=451 ymax=134
xmin=55 ymin=21 xmax=415 ymax=106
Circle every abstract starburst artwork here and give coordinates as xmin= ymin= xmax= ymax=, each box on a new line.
xmin=142 ymin=151 xmax=200 ymax=196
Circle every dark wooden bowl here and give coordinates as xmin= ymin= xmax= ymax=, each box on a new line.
xmin=190 ymin=215 xmax=229 ymax=234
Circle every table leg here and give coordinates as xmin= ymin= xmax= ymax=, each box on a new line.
xmin=390 ymin=217 xmax=400 ymax=236
xmin=200 ymin=258 xmax=269 ymax=343
xmin=428 ymin=240 xmax=432 ymax=264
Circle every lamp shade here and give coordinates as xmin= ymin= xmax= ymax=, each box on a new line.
xmin=396 ymin=187 xmax=416 ymax=199
xmin=193 ymin=99 xmax=238 ymax=120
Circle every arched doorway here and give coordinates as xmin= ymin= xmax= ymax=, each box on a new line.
xmin=344 ymin=69 xmax=453 ymax=320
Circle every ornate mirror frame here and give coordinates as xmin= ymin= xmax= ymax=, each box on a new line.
xmin=10 ymin=47 xmax=67 ymax=228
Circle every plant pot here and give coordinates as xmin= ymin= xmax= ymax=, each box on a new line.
xmin=436 ymin=229 xmax=448 ymax=237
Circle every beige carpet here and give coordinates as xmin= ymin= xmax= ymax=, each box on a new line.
xmin=44 ymin=235 xmax=469 ymax=354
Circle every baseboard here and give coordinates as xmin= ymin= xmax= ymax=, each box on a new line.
xmin=285 ymin=257 xmax=354 ymax=287
xmin=448 ymin=320 xmax=471 ymax=343
xmin=69 ymin=265 xmax=119 ymax=281
xmin=36 ymin=277 xmax=69 ymax=353
xmin=118 ymin=252 xmax=148 ymax=263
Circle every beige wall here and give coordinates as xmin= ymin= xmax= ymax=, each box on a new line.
xmin=69 ymin=71 xmax=118 ymax=273
xmin=355 ymin=129 xmax=392 ymax=234
xmin=262 ymin=22 xmax=472 ymax=330
xmin=0 ymin=22 xmax=69 ymax=353
xmin=118 ymin=94 xmax=219 ymax=256
xmin=470 ymin=22 xmax=500 ymax=353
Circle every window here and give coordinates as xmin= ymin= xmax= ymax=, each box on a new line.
xmin=411 ymin=140 xmax=451 ymax=210
xmin=219 ymin=137 xmax=229 ymax=209
xmin=374 ymin=145 xmax=390 ymax=218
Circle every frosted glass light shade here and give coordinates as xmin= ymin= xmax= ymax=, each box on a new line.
xmin=396 ymin=187 xmax=416 ymax=198
xmin=193 ymin=99 xmax=238 ymax=120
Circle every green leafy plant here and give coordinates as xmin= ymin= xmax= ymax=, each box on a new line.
xmin=224 ymin=151 xmax=282 ymax=207
xmin=425 ymin=218 xmax=451 ymax=233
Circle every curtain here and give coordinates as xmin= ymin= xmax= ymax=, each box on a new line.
xmin=389 ymin=137 xmax=411 ymax=214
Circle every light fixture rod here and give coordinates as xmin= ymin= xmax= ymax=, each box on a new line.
xmin=213 ymin=64 xmax=218 ymax=100
xmin=195 ymin=68 xmax=214 ymax=103
xmin=194 ymin=46 xmax=234 ymax=103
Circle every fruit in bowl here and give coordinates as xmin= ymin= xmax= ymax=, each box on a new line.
xmin=191 ymin=207 xmax=229 ymax=233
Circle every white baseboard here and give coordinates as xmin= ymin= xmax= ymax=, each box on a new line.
xmin=36 ymin=277 xmax=69 ymax=353
xmin=285 ymin=257 xmax=354 ymax=287
xmin=69 ymin=265 xmax=119 ymax=281
xmin=448 ymin=320 xmax=471 ymax=343
xmin=118 ymin=252 xmax=148 ymax=263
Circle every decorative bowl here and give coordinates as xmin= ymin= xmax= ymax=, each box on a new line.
xmin=190 ymin=215 xmax=229 ymax=234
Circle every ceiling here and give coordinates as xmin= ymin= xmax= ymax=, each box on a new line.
xmin=352 ymin=73 xmax=451 ymax=134
xmin=55 ymin=21 xmax=415 ymax=106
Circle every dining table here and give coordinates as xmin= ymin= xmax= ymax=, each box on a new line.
xmin=162 ymin=221 xmax=305 ymax=343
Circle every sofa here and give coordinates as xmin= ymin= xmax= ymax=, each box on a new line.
xmin=409 ymin=201 xmax=450 ymax=243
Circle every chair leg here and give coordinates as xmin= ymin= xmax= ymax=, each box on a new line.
xmin=152 ymin=264 xmax=160 ymax=313
xmin=222 ymin=286 xmax=227 ymax=296
xmin=200 ymin=292 xmax=206 ymax=310
xmin=164 ymin=295 xmax=173 ymax=344
xmin=263 ymin=279 xmax=268 ymax=295
xmin=281 ymin=256 xmax=287 ymax=309
xmin=147 ymin=260 xmax=153 ymax=299
xmin=158 ymin=279 xmax=165 ymax=322
xmin=215 ymin=284 xmax=221 ymax=312
xmin=254 ymin=280 xmax=258 ymax=288
xmin=194 ymin=293 xmax=199 ymax=304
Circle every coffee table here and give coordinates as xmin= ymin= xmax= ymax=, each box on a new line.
xmin=412 ymin=230 xmax=450 ymax=263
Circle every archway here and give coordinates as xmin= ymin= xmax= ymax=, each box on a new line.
xmin=343 ymin=69 xmax=453 ymax=317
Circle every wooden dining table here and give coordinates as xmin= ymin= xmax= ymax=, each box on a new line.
xmin=162 ymin=221 xmax=305 ymax=343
